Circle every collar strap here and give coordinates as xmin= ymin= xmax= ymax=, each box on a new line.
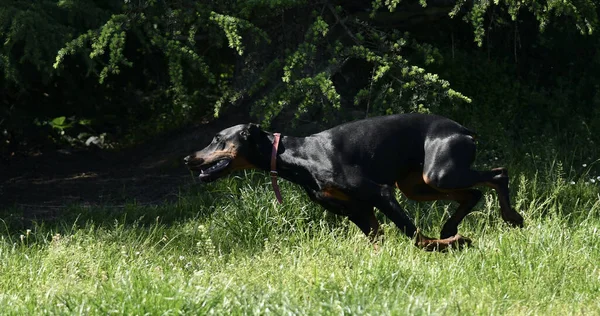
xmin=270 ymin=133 xmax=283 ymax=204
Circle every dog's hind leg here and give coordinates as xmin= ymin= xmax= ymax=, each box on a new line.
xmin=483 ymin=168 xmax=524 ymax=227
xmin=439 ymin=189 xmax=483 ymax=239
xmin=423 ymin=136 xmax=524 ymax=228
xmin=396 ymin=176 xmax=483 ymax=240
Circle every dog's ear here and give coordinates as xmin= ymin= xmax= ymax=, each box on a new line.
xmin=248 ymin=123 xmax=261 ymax=133
xmin=240 ymin=123 xmax=262 ymax=140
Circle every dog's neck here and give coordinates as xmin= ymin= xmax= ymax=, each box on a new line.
xmin=254 ymin=134 xmax=319 ymax=188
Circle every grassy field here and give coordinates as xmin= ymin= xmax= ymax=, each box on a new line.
xmin=1 ymin=167 xmax=600 ymax=315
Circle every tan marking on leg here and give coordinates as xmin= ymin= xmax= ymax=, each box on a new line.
xmin=396 ymin=172 xmax=449 ymax=201
xmin=415 ymin=229 xmax=472 ymax=252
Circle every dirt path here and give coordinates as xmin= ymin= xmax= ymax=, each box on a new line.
xmin=0 ymin=113 xmax=250 ymax=218
xmin=1 ymin=150 xmax=190 ymax=213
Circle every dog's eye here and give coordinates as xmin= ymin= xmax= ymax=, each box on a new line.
xmin=213 ymin=136 xmax=221 ymax=143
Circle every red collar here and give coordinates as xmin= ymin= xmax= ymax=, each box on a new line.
xmin=270 ymin=133 xmax=283 ymax=204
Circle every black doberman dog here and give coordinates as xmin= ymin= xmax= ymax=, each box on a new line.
xmin=184 ymin=114 xmax=524 ymax=250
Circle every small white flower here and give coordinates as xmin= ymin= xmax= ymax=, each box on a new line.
xmin=179 ymin=255 xmax=185 ymax=261
xmin=570 ymin=181 xmax=576 ymax=185
xmin=583 ymin=164 xmax=588 ymax=167
xmin=591 ymin=179 xmax=596 ymax=184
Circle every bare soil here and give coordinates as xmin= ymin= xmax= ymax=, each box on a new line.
xmin=0 ymin=113 xmax=251 ymax=218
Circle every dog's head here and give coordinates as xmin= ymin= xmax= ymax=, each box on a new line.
xmin=184 ymin=123 xmax=268 ymax=182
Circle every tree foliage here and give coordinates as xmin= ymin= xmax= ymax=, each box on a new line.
xmin=0 ymin=0 xmax=599 ymax=154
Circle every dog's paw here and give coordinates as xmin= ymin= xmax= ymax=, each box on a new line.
xmin=503 ymin=209 xmax=524 ymax=228
xmin=415 ymin=230 xmax=472 ymax=252
xmin=414 ymin=229 xmax=434 ymax=248
xmin=448 ymin=234 xmax=472 ymax=250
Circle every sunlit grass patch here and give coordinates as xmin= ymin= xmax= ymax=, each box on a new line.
xmin=0 ymin=169 xmax=599 ymax=314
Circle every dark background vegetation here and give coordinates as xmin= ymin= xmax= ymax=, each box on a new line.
xmin=1 ymin=0 xmax=599 ymax=206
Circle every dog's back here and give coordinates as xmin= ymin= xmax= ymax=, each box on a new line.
xmin=313 ymin=114 xmax=475 ymax=178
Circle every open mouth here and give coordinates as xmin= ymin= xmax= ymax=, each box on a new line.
xmin=197 ymin=159 xmax=231 ymax=181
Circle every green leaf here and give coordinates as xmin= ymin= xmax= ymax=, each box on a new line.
xmin=51 ymin=116 xmax=66 ymax=127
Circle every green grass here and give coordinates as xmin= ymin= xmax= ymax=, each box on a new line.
xmin=1 ymin=169 xmax=600 ymax=315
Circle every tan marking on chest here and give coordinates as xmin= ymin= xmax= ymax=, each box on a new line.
xmin=229 ymin=156 xmax=256 ymax=171
xmin=321 ymin=187 xmax=351 ymax=201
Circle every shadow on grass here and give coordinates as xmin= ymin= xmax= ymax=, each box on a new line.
xmin=0 ymin=170 xmax=353 ymax=255
xmin=5 ymin=162 xmax=596 ymax=254
xmin=0 ymin=169 xmax=497 ymax=241
xmin=0 ymin=172 xmax=258 ymax=232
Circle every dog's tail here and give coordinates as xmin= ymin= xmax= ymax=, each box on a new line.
xmin=461 ymin=126 xmax=478 ymax=143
